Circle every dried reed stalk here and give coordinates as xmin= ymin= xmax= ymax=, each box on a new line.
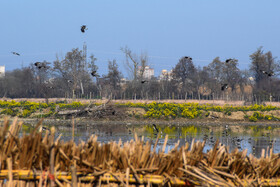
xmin=0 ymin=118 xmax=280 ymax=186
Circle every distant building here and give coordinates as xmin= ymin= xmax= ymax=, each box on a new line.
xmin=120 ymin=78 xmax=128 ymax=85
xmin=138 ymin=66 xmax=154 ymax=79
xmin=0 ymin=66 xmax=5 ymax=77
xmin=159 ymin=69 xmax=172 ymax=80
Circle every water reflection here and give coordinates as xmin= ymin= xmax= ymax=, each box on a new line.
xmin=21 ymin=122 xmax=280 ymax=158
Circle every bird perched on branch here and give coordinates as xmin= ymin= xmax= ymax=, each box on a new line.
xmin=34 ymin=62 xmax=49 ymax=69
xmin=81 ymin=25 xmax=88 ymax=33
xmin=184 ymin=56 xmax=192 ymax=60
xmin=11 ymin=52 xmax=20 ymax=56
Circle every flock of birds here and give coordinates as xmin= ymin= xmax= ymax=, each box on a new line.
xmin=183 ymin=57 xmax=273 ymax=92
xmin=10 ymin=25 xmax=275 ymax=90
xmin=220 ymin=58 xmax=274 ymax=91
xmin=10 ymin=24 xmax=278 ymax=155
xmin=11 ymin=25 xmax=99 ymax=84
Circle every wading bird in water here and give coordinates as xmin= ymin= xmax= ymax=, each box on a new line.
xmin=152 ymin=124 xmax=159 ymax=133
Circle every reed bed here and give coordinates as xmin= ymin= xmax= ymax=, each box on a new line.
xmin=0 ymin=118 xmax=280 ymax=186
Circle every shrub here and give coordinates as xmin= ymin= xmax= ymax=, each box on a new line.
xmin=249 ymin=116 xmax=257 ymax=122
xmin=20 ymin=109 xmax=32 ymax=118
xmin=1 ymin=108 xmax=19 ymax=116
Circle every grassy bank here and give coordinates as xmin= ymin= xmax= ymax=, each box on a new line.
xmin=1 ymin=100 xmax=280 ymax=122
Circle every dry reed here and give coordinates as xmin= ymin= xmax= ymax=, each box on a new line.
xmin=0 ymin=118 xmax=280 ymax=186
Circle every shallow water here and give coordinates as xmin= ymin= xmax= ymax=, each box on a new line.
xmin=21 ymin=121 xmax=280 ymax=158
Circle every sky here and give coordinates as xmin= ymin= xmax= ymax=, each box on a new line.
xmin=1 ymin=0 xmax=280 ymax=77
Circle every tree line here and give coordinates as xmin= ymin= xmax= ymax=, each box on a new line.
xmin=0 ymin=46 xmax=279 ymax=103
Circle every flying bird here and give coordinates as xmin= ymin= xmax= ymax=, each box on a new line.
xmin=225 ymin=59 xmax=232 ymax=63
xmin=260 ymin=70 xmax=267 ymax=74
xmin=260 ymin=70 xmax=275 ymax=77
xmin=267 ymin=72 xmax=275 ymax=77
xmin=91 ymin=70 xmax=97 ymax=77
xmin=221 ymin=84 xmax=228 ymax=91
xmin=81 ymin=25 xmax=88 ymax=33
xmin=34 ymin=62 xmax=41 ymax=67
xmin=11 ymin=52 xmax=20 ymax=56
xmin=141 ymin=80 xmax=148 ymax=84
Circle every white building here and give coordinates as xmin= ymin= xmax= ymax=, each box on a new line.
xmin=138 ymin=66 xmax=154 ymax=79
xmin=159 ymin=69 xmax=172 ymax=80
xmin=0 ymin=66 xmax=5 ymax=77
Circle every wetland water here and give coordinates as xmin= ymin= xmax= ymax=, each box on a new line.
xmin=22 ymin=120 xmax=280 ymax=158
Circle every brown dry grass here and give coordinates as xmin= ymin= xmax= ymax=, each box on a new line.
xmin=126 ymin=107 xmax=146 ymax=116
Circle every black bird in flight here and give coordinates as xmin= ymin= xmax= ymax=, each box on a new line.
xmin=91 ymin=70 xmax=97 ymax=77
xmin=34 ymin=62 xmax=40 ymax=67
xmin=225 ymin=59 xmax=232 ymax=63
xmin=260 ymin=70 xmax=275 ymax=77
xmin=141 ymin=80 xmax=148 ymax=84
xmin=221 ymin=84 xmax=228 ymax=91
xmin=11 ymin=52 xmax=20 ymax=56
xmin=81 ymin=25 xmax=88 ymax=33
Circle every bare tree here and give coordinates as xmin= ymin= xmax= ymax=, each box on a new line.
xmin=121 ymin=46 xmax=148 ymax=81
xmin=53 ymin=48 xmax=97 ymax=98
xmin=121 ymin=46 xmax=150 ymax=99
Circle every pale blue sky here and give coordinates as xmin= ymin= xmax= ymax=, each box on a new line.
xmin=1 ymin=0 xmax=280 ymax=77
